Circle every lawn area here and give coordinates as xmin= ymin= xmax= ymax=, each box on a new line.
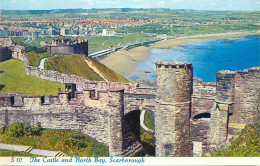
xmin=0 ymin=122 xmax=109 ymax=157
xmin=27 ymin=51 xmax=61 ymax=67
xmin=45 ymin=55 xmax=128 ymax=82
xmin=0 ymin=59 xmax=64 ymax=95
xmin=140 ymin=112 xmax=155 ymax=156
xmin=0 ymin=149 xmax=37 ymax=157
xmin=45 ymin=55 xmax=104 ymax=81
xmin=143 ymin=111 xmax=155 ymax=131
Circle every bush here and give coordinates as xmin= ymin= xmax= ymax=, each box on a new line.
xmin=209 ymin=125 xmax=260 ymax=157
xmin=6 ymin=122 xmax=25 ymax=138
xmin=4 ymin=122 xmax=43 ymax=138
xmin=64 ymin=133 xmax=88 ymax=150
xmin=141 ymin=131 xmax=155 ymax=147
xmin=29 ymin=122 xmax=43 ymax=136
xmin=0 ymin=125 xmax=6 ymax=134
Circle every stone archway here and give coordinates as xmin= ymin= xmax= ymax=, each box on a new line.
xmin=123 ymin=108 xmax=155 ymax=156
xmin=124 ymin=110 xmax=141 ymax=139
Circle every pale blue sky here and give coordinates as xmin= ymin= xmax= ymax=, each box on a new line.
xmin=1 ymin=0 xmax=259 ymax=11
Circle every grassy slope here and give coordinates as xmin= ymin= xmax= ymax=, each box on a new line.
xmin=0 ymin=149 xmax=37 ymax=157
xmin=0 ymin=59 xmax=64 ymax=95
xmin=44 ymin=55 xmax=104 ymax=81
xmin=207 ymin=122 xmax=260 ymax=157
xmin=90 ymin=58 xmax=128 ymax=82
xmin=0 ymin=128 xmax=108 ymax=157
xmin=45 ymin=54 xmax=128 ymax=82
xmin=27 ymin=51 xmax=61 ymax=67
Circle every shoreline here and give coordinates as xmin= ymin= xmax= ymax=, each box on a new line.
xmin=100 ymin=31 xmax=260 ymax=77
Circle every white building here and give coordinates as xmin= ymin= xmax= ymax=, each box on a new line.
xmin=102 ymin=29 xmax=115 ymax=36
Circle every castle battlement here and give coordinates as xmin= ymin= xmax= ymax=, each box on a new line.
xmin=155 ymin=61 xmax=192 ymax=69
xmin=1 ymin=38 xmax=260 ymax=157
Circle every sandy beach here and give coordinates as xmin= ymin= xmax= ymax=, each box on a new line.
xmin=100 ymin=31 xmax=260 ymax=77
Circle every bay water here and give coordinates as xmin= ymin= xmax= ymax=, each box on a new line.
xmin=128 ymin=36 xmax=260 ymax=83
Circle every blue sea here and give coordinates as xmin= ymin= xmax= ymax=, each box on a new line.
xmin=128 ymin=36 xmax=260 ymax=82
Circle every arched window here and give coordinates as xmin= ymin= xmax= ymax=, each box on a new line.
xmin=192 ymin=113 xmax=211 ymax=120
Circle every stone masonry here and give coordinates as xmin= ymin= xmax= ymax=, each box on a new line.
xmin=0 ymin=38 xmax=259 ymax=157
xmin=155 ymin=62 xmax=193 ymax=157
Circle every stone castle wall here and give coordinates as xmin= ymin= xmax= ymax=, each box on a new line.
xmin=230 ymin=67 xmax=260 ymax=124
xmin=45 ymin=39 xmax=88 ymax=56
xmin=0 ymin=90 xmax=111 ymax=144
xmin=1 ymin=37 xmax=260 ymax=157
xmin=155 ymin=62 xmax=193 ymax=157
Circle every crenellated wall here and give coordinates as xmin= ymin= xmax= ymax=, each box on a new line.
xmin=1 ymin=38 xmax=260 ymax=157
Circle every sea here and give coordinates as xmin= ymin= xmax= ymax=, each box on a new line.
xmin=128 ymin=36 xmax=260 ymax=83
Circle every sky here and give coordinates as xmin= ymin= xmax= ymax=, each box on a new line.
xmin=0 ymin=0 xmax=260 ymax=11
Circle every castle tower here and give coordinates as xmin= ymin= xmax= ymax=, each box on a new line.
xmin=210 ymin=70 xmax=236 ymax=145
xmin=108 ymin=88 xmax=125 ymax=156
xmin=155 ymin=62 xmax=193 ymax=156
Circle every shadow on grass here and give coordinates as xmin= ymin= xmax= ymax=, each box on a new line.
xmin=140 ymin=141 xmax=155 ymax=156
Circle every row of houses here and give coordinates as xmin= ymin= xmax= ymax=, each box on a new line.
xmin=0 ymin=27 xmax=111 ymax=37
xmin=0 ymin=27 xmax=56 ymax=37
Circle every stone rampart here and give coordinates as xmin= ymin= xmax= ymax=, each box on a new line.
xmin=231 ymin=67 xmax=260 ymax=124
xmin=1 ymin=37 xmax=260 ymax=157
xmin=191 ymin=78 xmax=216 ymax=118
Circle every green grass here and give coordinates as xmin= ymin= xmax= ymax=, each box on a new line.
xmin=90 ymin=58 xmax=128 ymax=82
xmin=12 ymin=37 xmax=30 ymax=47
xmin=87 ymin=32 xmax=153 ymax=53
xmin=45 ymin=55 xmax=104 ymax=81
xmin=207 ymin=121 xmax=260 ymax=157
xmin=116 ymin=73 xmax=129 ymax=83
xmin=27 ymin=51 xmax=61 ymax=67
xmin=0 ymin=149 xmax=37 ymax=157
xmin=0 ymin=123 xmax=109 ymax=157
xmin=143 ymin=111 xmax=155 ymax=131
xmin=12 ymin=33 xmax=153 ymax=53
xmin=45 ymin=54 xmax=128 ymax=82
xmin=0 ymin=59 xmax=64 ymax=95
xmin=140 ymin=112 xmax=155 ymax=149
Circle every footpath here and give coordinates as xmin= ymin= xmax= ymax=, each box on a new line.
xmin=84 ymin=58 xmax=109 ymax=82
xmin=140 ymin=110 xmax=154 ymax=135
xmin=0 ymin=143 xmax=66 ymax=157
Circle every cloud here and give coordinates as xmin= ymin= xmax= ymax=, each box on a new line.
xmin=172 ymin=0 xmax=183 ymax=2
xmin=11 ymin=0 xmax=17 ymax=4
xmin=158 ymin=1 xmax=166 ymax=5
xmin=104 ymin=0 xmax=116 ymax=5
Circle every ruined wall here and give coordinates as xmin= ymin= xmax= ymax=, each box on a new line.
xmin=0 ymin=91 xmax=110 ymax=144
xmin=0 ymin=48 xmax=12 ymax=62
xmin=45 ymin=41 xmax=88 ymax=56
xmin=190 ymin=119 xmax=210 ymax=156
xmin=0 ymin=88 xmax=145 ymax=156
xmin=230 ymin=67 xmax=260 ymax=124
xmin=155 ymin=62 xmax=193 ymax=157
xmin=191 ymin=78 xmax=216 ymax=117
xmin=0 ymin=38 xmax=13 ymax=47
xmin=0 ymin=38 xmax=26 ymax=62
